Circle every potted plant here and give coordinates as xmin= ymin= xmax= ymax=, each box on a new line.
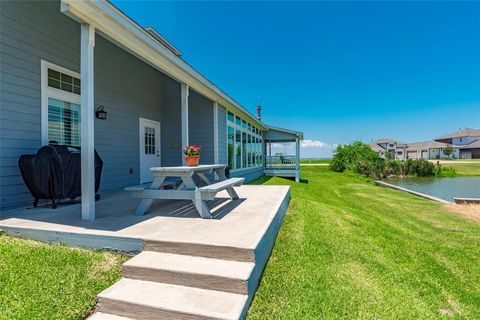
xmin=184 ymin=145 xmax=202 ymax=166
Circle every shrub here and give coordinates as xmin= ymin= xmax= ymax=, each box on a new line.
xmin=410 ymin=159 xmax=435 ymax=177
xmin=331 ymin=141 xmax=380 ymax=173
xmin=435 ymin=164 xmax=457 ymax=177
xmin=384 ymin=160 xmax=401 ymax=177
xmin=331 ymin=141 xmax=442 ymax=179
xmin=355 ymin=159 xmax=385 ymax=179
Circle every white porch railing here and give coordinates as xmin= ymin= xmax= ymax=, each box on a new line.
xmin=265 ymin=155 xmax=297 ymax=169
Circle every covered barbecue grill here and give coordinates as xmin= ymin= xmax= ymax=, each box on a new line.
xmin=18 ymin=145 xmax=103 ymax=208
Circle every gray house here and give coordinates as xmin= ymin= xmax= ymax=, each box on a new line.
xmin=0 ymin=0 xmax=303 ymax=213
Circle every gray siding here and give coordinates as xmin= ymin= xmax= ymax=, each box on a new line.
xmin=0 ymin=1 xmax=80 ymax=208
xmin=94 ymin=36 xmax=179 ymax=191
xmin=231 ymin=167 xmax=264 ymax=183
xmin=188 ymin=90 xmax=214 ymax=164
xmin=217 ymin=105 xmax=227 ymax=165
xmin=160 ymin=87 xmax=182 ymax=167
xmin=0 ymin=1 xmax=181 ymax=209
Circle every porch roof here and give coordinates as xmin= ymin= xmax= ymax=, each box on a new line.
xmin=60 ymin=0 xmax=268 ymax=131
xmin=264 ymin=125 xmax=304 ymax=142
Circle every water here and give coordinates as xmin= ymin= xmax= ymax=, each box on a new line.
xmin=385 ymin=176 xmax=480 ymax=202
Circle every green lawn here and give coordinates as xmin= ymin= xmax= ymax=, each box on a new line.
xmin=300 ymin=158 xmax=331 ymax=164
xmin=248 ymin=167 xmax=480 ymax=319
xmin=0 ymin=234 xmax=127 ymax=320
xmin=443 ymin=162 xmax=480 ymax=176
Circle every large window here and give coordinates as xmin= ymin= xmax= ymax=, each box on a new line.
xmin=42 ymin=61 xmax=81 ymax=146
xmin=227 ymin=126 xmax=234 ymax=169
xmin=48 ymin=98 xmax=80 ymax=146
xmin=227 ymin=111 xmax=263 ymax=171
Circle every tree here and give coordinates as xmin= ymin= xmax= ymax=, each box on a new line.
xmin=385 ymin=151 xmax=394 ymax=160
xmin=330 ymin=141 xmax=380 ymax=172
xmin=443 ymin=145 xmax=454 ymax=159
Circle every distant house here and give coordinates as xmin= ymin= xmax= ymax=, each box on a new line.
xmin=369 ymin=134 xmax=466 ymax=160
xmin=369 ymin=139 xmax=407 ymax=160
xmin=435 ymin=128 xmax=480 ymax=159
xmin=405 ymin=141 xmax=459 ymax=160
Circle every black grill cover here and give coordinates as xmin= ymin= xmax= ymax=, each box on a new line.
xmin=18 ymin=145 xmax=103 ymax=206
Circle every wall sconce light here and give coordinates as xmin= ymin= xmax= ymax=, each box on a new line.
xmin=95 ymin=105 xmax=107 ymax=120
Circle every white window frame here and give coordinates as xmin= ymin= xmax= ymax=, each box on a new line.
xmin=225 ymin=111 xmax=263 ymax=172
xmin=41 ymin=60 xmax=81 ymax=146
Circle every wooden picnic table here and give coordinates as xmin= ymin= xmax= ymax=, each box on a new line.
xmin=126 ymin=164 xmax=244 ymax=218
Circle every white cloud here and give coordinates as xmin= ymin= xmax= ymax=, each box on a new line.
xmin=270 ymin=143 xmax=284 ymax=148
xmin=301 ymin=139 xmax=329 ymax=148
xmin=268 ymin=139 xmax=337 ymax=158
xmin=301 ymin=140 xmax=337 ymax=158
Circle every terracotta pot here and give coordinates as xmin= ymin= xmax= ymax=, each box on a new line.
xmin=185 ymin=155 xmax=200 ymax=166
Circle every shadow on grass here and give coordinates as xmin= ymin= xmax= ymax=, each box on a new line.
xmin=248 ymin=176 xmax=309 ymax=185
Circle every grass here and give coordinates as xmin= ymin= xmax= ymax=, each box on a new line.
xmin=442 ymin=162 xmax=480 ymax=176
xmin=300 ymin=158 xmax=331 ymax=164
xmin=248 ymin=167 xmax=480 ymax=319
xmin=0 ymin=233 xmax=128 ymax=320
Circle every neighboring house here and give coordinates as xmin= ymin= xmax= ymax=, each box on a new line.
xmin=435 ymin=128 xmax=480 ymax=159
xmin=405 ymin=141 xmax=459 ymax=160
xmin=0 ymin=1 xmax=303 ymax=210
xmin=368 ymin=139 xmax=407 ymax=160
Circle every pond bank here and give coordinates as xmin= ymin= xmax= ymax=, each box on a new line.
xmin=375 ymin=180 xmax=451 ymax=204
xmin=381 ymin=176 xmax=480 ymax=202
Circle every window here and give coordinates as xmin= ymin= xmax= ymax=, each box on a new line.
xmin=42 ymin=61 xmax=81 ymax=146
xmin=144 ymin=127 xmax=156 ymax=154
xmin=48 ymin=98 xmax=80 ymax=146
xmin=48 ymin=68 xmax=81 ymax=94
xmin=235 ymin=129 xmax=242 ymax=169
xmin=226 ymin=111 xmax=263 ymax=171
xmin=227 ymin=126 xmax=234 ymax=169
xmin=242 ymin=132 xmax=247 ymax=168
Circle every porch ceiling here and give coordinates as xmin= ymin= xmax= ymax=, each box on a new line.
xmin=265 ymin=125 xmax=304 ymax=142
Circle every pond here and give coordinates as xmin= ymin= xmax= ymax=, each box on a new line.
xmin=385 ymin=176 xmax=480 ymax=202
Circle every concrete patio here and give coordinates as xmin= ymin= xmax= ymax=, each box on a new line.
xmin=0 ymin=185 xmax=290 ymax=319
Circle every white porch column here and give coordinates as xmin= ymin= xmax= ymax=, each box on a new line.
xmin=295 ymin=138 xmax=300 ymax=182
xmin=80 ymin=24 xmax=95 ymax=221
xmin=181 ymin=83 xmax=189 ymax=165
xmin=213 ymin=101 xmax=219 ymax=164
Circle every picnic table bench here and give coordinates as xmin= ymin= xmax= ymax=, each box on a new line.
xmin=125 ymin=164 xmax=244 ymax=218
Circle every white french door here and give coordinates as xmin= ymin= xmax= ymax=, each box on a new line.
xmin=139 ymin=118 xmax=161 ymax=183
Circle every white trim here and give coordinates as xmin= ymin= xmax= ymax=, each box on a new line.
xmin=40 ymin=60 xmax=81 ymax=146
xmin=80 ymin=23 xmax=96 ymax=221
xmin=181 ymin=83 xmax=189 ymax=165
xmin=231 ymin=166 xmax=264 ymax=174
xmin=213 ymin=101 xmax=219 ymax=164
xmin=267 ymin=125 xmax=304 ymax=140
xmin=225 ymin=108 xmax=229 ymax=168
xmin=139 ymin=117 xmax=161 ymax=184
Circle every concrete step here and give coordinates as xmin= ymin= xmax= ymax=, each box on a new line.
xmin=88 ymin=312 xmax=135 ymax=320
xmin=97 ymin=278 xmax=248 ymax=320
xmin=122 ymin=251 xmax=255 ymax=294
xmin=143 ymin=240 xmax=255 ymax=262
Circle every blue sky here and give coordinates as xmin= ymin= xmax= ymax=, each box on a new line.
xmin=113 ymin=1 xmax=480 ymax=158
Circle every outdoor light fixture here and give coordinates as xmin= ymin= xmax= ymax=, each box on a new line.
xmin=95 ymin=105 xmax=107 ymax=120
